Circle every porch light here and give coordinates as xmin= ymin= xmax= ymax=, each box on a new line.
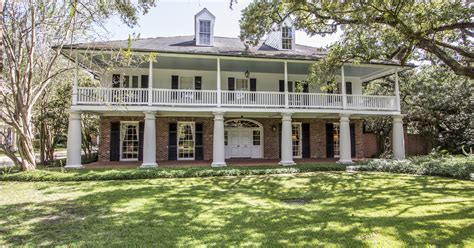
xmin=244 ymin=69 xmax=250 ymax=78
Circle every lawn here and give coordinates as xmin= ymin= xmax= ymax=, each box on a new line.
xmin=1 ymin=172 xmax=473 ymax=247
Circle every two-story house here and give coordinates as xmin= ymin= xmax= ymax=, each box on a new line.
xmin=60 ymin=8 xmax=408 ymax=168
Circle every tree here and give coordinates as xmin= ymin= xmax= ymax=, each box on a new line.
xmin=0 ymin=0 xmax=157 ymax=170
xmin=236 ymin=1 xmax=473 ymax=81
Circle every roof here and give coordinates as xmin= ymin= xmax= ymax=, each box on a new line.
xmin=61 ymin=35 xmax=330 ymax=61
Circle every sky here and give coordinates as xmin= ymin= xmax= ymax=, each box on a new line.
xmin=103 ymin=0 xmax=341 ymax=48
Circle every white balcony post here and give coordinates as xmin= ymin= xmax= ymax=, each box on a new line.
xmin=65 ymin=110 xmax=83 ymax=168
xmin=394 ymin=69 xmax=401 ymax=112
xmin=72 ymin=52 xmax=78 ymax=105
xmin=338 ymin=114 xmax=353 ymax=164
xmin=148 ymin=57 xmax=154 ymax=106
xmin=217 ymin=57 xmax=221 ymax=107
xmin=392 ymin=115 xmax=406 ymax=160
xmin=212 ymin=111 xmax=226 ymax=167
xmin=141 ymin=111 xmax=158 ymax=168
xmin=284 ymin=61 xmax=289 ymax=108
xmin=341 ymin=65 xmax=347 ymax=109
xmin=279 ymin=112 xmax=295 ymax=166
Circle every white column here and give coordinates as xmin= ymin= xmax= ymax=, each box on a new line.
xmin=279 ymin=112 xmax=295 ymax=166
xmin=392 ymin=115 xmax=406 ymax=160
xmin=341 ymin=65 xmax=347 ymax=109
xmin=217 ymin=57 xmax=221 ymax=107
xmin=284 ymin=61 xmax=289 ymax=108
xmin=211 ymin=111 xmax=226 ymax=167
xmin=65 ymin=111 xmax=83 ymax=168
xmin=148 ymin=58 xmax=153 ymax=106
xmin=338 ymin=114 xmax=353 ymax=164
xmin=72 ymin=52 xmax=78 ymax=105
xmin=394 ymin=69 xmax=401 ymax=112
xmin=140 ymin=111 xmax=158 ymax=168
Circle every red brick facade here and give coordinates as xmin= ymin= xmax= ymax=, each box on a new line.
xmin=98 ymin=116 xmax=365 ymax=162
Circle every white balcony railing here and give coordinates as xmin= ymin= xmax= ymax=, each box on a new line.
xmin=153 ymin=89 xmax=217 ymax=106
xmin=76 ymin=87 xmax=398 ymax=111
xmin=289 ymin=92 xmax=343 ymax=109
xmin=346 ymin=95 xmax=397 ymax=110
xmin=221 ymin=90 xmax=285 ymax=108
xmin=77 ymin=87 xmax=148 ymax=105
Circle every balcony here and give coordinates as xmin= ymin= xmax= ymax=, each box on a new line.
xmin=76 ymin=87 xmax=398 ymax=111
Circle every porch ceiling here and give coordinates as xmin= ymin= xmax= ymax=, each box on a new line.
xmin=71 ymin=50 xmax=403 ymax=79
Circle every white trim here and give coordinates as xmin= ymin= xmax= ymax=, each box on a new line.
xmin=119 ymin=121 xmax=140 ymax=161
xmin=177 ymin=121 xmax=196 ymax=160
xmin=224 ymin=118 xmax=264 ymax=159
xmin=291 ymin=122 xmax=302 ymax=159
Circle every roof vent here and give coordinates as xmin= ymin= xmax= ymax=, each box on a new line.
xmin=194 ymin=8 xmax=215 ymax=46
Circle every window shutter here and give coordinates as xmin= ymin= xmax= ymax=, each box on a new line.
xmin=302 ymin=123 xmax=310 ymax=158
xmin=250 ymin=78 xmax=257 ymax=101
xmin=171 ymin=75 xmax=179 ymax=100
xmin=279 ymin=80 xmax=285 ymax=106
xmin=326 ymin=81 xmax=333 ymax=94
xmin=110 ymin=122 xmax=120 ymax=161
xmin=288 ymin=81 xmax=293 ymax=92
xmin=195 ymin=76 xmax=202 ymax=101
xmin=228 ymin=77 xmax=235 ymax=101
xmin=345 ymin=82 xmax=352 ymax=94
xmin=195 ymin=123 xmax=204 ymax=160
xmin=350 ymin=123 xmax=356 ymax=157
xmin=141 ymin=75 xmax=149 ymax=88
xmin=138 ymin=122 xmax=144 ymax=161
xmin=326 ymin=123 xmax=334 ymax=158
xmin=168 ymin=123 xmax=177 ymax=160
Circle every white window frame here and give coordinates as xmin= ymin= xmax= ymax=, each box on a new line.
xmin=177 ymin=121 xmax=196 ymax=160
xmin=120 ymin=121 xmax=140 ymax=161
xmin=112 ymin=74 xmax=142 ymax=88
xmin=292 ymin=122 xmax=302 ymax=158
xmin=179 ymin=76 xmax=194 ymax=90
xmin=281 ymin=26 xmax=293 ymax=50
xmin=199 ymin=20 xmax=211 ymax=45
xmin=235 ymin=78 xmax=249 ymax=91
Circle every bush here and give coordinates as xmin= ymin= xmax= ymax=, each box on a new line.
xmin=356 ymin=154 xmax=474 ymax=180
xmin=0 ymin=163 xmax=348 ymax=182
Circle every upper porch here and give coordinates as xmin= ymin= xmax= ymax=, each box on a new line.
xmin=67 ymin=50 xmax=406 ymax=114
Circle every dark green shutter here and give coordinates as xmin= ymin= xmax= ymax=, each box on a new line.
xmin=171 ymin=75 xmax=179 ymax=100
xmin=138 ymin=122 xmax=144 ymax=161
xmin=350 ymin=123 xmax=356 ymax=157
xmin=228 ymin=77 xmax=235 ymax=100
xmin=112 ymin=74 xmax=120 ymax=88
xmin=326 ymin=123 xmax=334 ymax=158
xmin=168 ymin=123 xmax=177 ymax=160
xmin=250 ymin=78 xmax=257 ymax=101
xmin=195 ymin=76 xmax=202 ymax=100
xmin=302 ymin=123 xmax=310 ymax=158
xmin=110 ymin=122 xmax=120 ymax=161
xmin=141 ymin=75 xmax=149 ymax=102
xmin=279 ymin=80 xmax=285 ymax=105
xmin=195 ymin=123 xmax=204 ymax=160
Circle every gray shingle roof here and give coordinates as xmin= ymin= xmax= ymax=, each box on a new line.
xmin=63 ymin=35 xmax=329 ymax=60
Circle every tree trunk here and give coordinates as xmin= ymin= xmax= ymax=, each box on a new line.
xmin=17 ymin=134 xmax=36 ymax=170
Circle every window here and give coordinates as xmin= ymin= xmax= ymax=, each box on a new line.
xmin=236 ymin=78 xmax=249 ymax=91
xmin=199 ymin=20 xmax=211 ymax=45
xmin=177 ymin=122 xmax=195 ymax=160
xmin=253 ymin=130 xmax=261 ymax=145
xmin=112 ymin=74 xmax=121 ymax=87
xmin=112 ymin=74 xmax=141 ymax=88
xmin=180 ymin=77 xmax=194 ymax=89
xmin=333 ymin=123 xmax=340 ymax=158
xmin=282 ymin=26 xmax=293 ymax=49
xmin=292 ymin=123 xmax=302 ymax=158
xmin=120 ymin=122 xmax=139 ymax=160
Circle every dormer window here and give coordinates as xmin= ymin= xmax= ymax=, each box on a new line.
xmin=199 ymin=20 xmax=211 ymax=45
xmin=282 ymin=26 xmax=293 ymax=50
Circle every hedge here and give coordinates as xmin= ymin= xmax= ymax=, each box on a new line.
xmin=0 ymin=163 xmax=347 ymax=182
xmin=355 ymin=155 xmax=474 ymax=180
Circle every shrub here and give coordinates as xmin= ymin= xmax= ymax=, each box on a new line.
xmin=0 ymin=163 xmax=348 ymax=182
xmin=357 ymin=155 xmax=474 ymax=180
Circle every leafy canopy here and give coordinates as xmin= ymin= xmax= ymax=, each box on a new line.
xmin=237 ymin=1 xmax=474 ymax=83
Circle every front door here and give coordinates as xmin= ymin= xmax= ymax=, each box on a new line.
xmin=229 ymin=129 xmax=252 ymax=158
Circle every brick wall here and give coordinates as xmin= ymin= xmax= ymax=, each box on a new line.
xmin=98 ymin=116 xmax=366 ymax=162
xmin=362 ymin=132 xmax=432 ymax=158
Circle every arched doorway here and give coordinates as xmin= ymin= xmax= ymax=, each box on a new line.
xmin=224 ymin=119 xmax=264 ymax=159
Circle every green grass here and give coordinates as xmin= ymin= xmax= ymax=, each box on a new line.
xmin=0 ymin=172 xmax=472 ymax=247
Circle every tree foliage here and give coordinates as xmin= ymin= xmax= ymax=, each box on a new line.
xmin=237 ymin=1 xmax=473 ymax=82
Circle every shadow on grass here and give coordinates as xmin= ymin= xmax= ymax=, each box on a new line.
xmin=0 ymin=173 xmax=473 ymax=246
